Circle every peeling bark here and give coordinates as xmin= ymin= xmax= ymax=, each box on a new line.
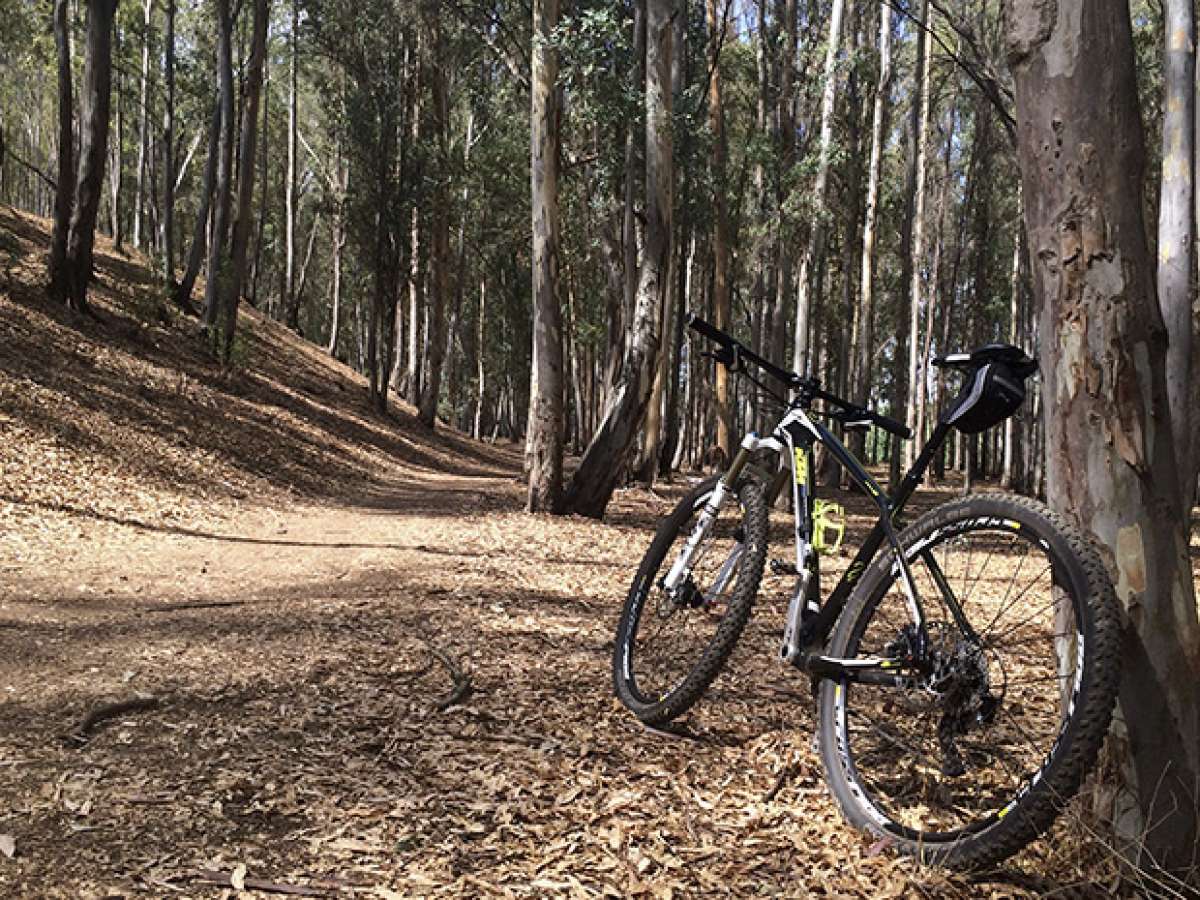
xmin=1007 ymin=0 xmax=1200 ymax=877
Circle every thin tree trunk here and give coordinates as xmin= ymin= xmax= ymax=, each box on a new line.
xmin=284 ymin=0 xmax=300 ymax=331
xmin=889 ymin=3 xmax=927 ymax=490
xmin=109 ymin=26 xmax=123 ymax=252
xmin=133 ymin=0 xmax=152 ymax=250
xmin=856 ymin=1 xmax=891 ymax=420
xmin=904 ymin=1 xmax=933 ymax=468
xmin=564 ymin=0 xmax=672 ymax=518
xmin=707 ymin=0 xmax=732 ymax=458
xmin=161 ymin=0 xmax=176 ymax=289
xmin=175 ymin=98 xmax=219 ymax=311
xmin=418 ymin=13 xmax=450 ymax=428
xmin=474 ymin=276 xmax=487 ymax=439
xmin=792 ymin=0 xmax=845 ymax=375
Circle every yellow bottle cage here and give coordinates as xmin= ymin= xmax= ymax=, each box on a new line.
xmin=812 ymin=500 xmax=846 ymax=555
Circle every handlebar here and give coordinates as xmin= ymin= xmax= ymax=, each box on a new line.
xmin=687 ymin=313 xmax=913 ymax=440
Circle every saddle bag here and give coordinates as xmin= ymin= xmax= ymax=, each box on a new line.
xmin=944 ymin=362 xmax=1027 ymax=434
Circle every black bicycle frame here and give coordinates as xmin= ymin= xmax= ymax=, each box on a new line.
xmin=753 ymin=405 xmax=965 ymax=685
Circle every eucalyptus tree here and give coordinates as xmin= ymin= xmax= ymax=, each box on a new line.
xmin=563 ymin=0 xmax=673 ymax=517
xmin=1007 ymin=0 xmax=1200 ymax=879
xmin=48 ymin=0 xmax=121 ymax=314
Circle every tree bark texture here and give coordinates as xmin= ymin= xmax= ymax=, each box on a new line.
xmin=1158 ymin=0 xmax=1196 ymax=509
xmin=218 ymin=0 xmax=268 ymax=361
xmin=161 ymin=0 xmax=176 ymax=290
xmin=707 ymin=0 xmax=732 ymax=458
xmin=526 ymin=0 xmax=564 ymax=512
xmin=1007 ymin=0 xmax=1200 ymax=877
xmin=47 ymin=0 xmax=75 ymax=304
xmin=418 ymin=13 xmax=450 ymax=428
xmin=202 ymin=0 xmax=236 ymax=332
xmin=61 ymin=0 xmax=120 ymax=313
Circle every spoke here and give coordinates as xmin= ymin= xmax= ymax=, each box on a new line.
xmin=977 ymin=562 xmax=1053 ymax=638
xmin=984 ymin=589 xmax=1065 ymax=646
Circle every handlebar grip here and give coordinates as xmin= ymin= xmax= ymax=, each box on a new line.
xmin=687 ymin=314 xmax=734 ymax=348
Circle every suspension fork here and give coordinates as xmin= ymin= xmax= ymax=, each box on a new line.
xmin=660 ymin=434 xmax=769 ymax=594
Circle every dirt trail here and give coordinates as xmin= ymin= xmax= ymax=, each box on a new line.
xmin=0 ymin=460 xmax=1112 ymax=899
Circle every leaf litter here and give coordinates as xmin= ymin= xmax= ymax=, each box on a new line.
xmin=0 ymin=207 xmax=1177 ymax=898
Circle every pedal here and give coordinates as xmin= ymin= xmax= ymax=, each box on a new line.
xmin=770 ymin=559 xmax=798 ymax=577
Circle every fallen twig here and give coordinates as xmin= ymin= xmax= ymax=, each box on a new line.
xmin=193 ymin=869 xmax=337 ymax=897
xmin=64 ymin=695 xmax=160 ymax=746
xmin=764 ymin=762 xmax=796 ymax=803
xmin=426 ymin=643 xmax=473 ymax=711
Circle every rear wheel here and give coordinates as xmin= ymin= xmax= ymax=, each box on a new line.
xmin=817 ymin=494 xmax=1120 ymax=867
xmin=613 ymin=475 xmax=768 ymax=726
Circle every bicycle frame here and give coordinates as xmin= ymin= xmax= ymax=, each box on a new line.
xmin=718 ymin=401 xmax=968 ymax=687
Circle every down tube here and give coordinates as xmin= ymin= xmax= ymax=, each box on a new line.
xmin=794 ymin=422 xmax=892 ymax=647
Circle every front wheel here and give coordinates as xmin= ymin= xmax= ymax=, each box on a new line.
xmin=613 ymin=475 xmax=768 ymax=726
xmin=817 ymin=493 xmax=1120 ymax=868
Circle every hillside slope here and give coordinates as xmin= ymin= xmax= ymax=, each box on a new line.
xmin=0 ymin=206 xmax=515 ymax=569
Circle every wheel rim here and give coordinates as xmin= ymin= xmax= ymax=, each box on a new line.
xmin=624 ymin=488 xmax=752 ymax=707
xmin=832 ymin=516 xmax=1086 ymax=841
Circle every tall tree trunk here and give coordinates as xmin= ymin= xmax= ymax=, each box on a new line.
xmin=108 ymin=26 xmax=123 ymax=252
xmin=855 ymin=2 xmax=891 ymax=433
xmin=1007 ymin=0 xmax=1200 ymax=877
xmin=161 ymin=0 xmax=176 ymax=290
xmin=47 ymin=0 xmax=75 ymax=304
xmin=904 ymin=3 xmax=933 ymax=468
xmin=889 ymin=1 xmax=927 ymax=490
xmin=60 ymin=0 xmax=120 ymax=314
xmin=707 ymin=0 xmax=732 ymax=458
xmin=564 ymin=0 xmax=672 ymax=518
xmin=1001 ymin=220 xmax=1024 ymax=490
xmin=284 ymin=0 xmax=300 ymax=331
xmin=202 ymin=0 xmax=236 ymax=333
xmin=418 ymin=13 xmax=449 ymax=428
xmin=175 ymin=97 xmax=219 ymax=311
xmin=1159 ymin=0 xmax=1196 ymax=508
xmin=474 ymin=276 xmax=487 ymax=439
xmin=792 ymin=0 xmax=845 ymax=375
xmin=218 ymin=0 xmax=267 ymax=362
xmin=526 ymin=0 xmax=564 ymax=511
xmin=326 ymin=148 xmax=347 ymax=356
xmin=133 ymin=0 xmax=152 ymax=250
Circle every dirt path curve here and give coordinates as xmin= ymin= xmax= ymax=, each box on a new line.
xmin=0 ymin=466 xmax=1064 ymax=899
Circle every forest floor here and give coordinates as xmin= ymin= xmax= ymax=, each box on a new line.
xmin=1 ymin=206 xmax=1197 ymax=899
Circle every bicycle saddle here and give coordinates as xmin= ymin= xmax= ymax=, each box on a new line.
xmin=932 ymin=343 xmax=1037 ymax=378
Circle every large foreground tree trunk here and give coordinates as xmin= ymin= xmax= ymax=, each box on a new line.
xmin=1007 ymin=0 xmax=1200 ymax=879
xmin=563 ymin=0 xmax=672 ymax=519
xmin=526 ymin=0 xmax=564 ymax=512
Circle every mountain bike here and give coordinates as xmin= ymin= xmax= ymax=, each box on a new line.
xmin=612 ymin=315 xmax=1120 ymax=868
